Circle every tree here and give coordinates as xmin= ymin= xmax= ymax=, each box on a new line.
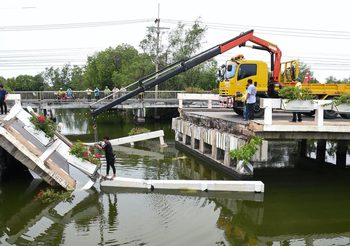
xmin=6 ymin=75 xmax=45 ymax=91
xmin=41 ymin=64 xmax=85 ymax=90
xmin=140 ymin=19 xmax=218 ymax=91
xmin=297 ymin=62 xmax=318 ymax=83
xmin=84 ymin=45 xmax=154 ymax=90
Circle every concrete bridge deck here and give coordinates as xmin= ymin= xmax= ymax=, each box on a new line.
xmin=186 ymin=109 xmax=350 ymax=140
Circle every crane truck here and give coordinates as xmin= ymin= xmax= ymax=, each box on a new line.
xmin=91 ymin=29 xmax=349 ymax=119
xmin=217 ymin=30 xmax=350 ymax=119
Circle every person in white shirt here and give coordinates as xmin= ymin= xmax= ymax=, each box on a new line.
xmin=246 ymin=79 xmax=256 ymax=120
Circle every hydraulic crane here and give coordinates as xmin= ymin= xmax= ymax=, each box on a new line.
xmin=91 ymin=29 xmax=260 ymax=117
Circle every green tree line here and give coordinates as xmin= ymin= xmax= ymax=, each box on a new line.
xmin=1 ymin=20 xmax=217 ymax=92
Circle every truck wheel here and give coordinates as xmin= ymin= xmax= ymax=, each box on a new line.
xmin=340 ymin=113 xmax=350 ymax=119
xmin=233 ymin=108 xmax=243 ymax=116
xmin=253 ymin=97 xmax=264 ymax=118
xmin=324 ymin=110 xmax=338 ymax=119
xmin=302 ymin=110 xmax=315 ymax=117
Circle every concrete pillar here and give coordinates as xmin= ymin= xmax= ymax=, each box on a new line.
xmin=136 ymin=107 xmax=146 ymax=123
xmin=208 ymin=99 xmax=212 ymax=109
xmin=336 ymin=140 xmax=348 ymax=168
xmin=191 ymin=126 xmax=195 ymax=149
xmin=182 ymin=132 xmax=186 ymax=145
xmin=315 ymin=105 xmax=324 ymax=126
xmin=299 ymin=139 xmax=307 ymax=158
xmin=316 ymin=140 xmax=326 ymax=163
xmin=224 ymin=134 xmax=231 ymax=167
xmin=199 ymin=128 xmax=205 ymax=153
xmin=211 ymin=130 xmax=217 ymax=160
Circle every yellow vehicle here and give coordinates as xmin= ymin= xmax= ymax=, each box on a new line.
xmin=218 ymin=33 xmax=350 ymax=119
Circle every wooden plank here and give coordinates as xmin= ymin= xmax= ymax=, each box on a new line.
xmin=39 ymin=139 xmax=62 ymax=162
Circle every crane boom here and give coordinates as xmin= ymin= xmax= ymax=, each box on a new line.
xmin=91 ymin=29 xmax=278 ymax=117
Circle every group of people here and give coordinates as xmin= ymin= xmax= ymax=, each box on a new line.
xmin=242 ymin=78 xmax=302 ymax=122
xmin=57 ymin=88 xmax=74 ymax=101
xmin=85 ymin=86 xmax=125 ymax=102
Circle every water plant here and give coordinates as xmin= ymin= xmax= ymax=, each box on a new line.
xmin=230 ymin=136 xmax=263 ymax=165
xmin=34 ymin=188 xmax=74 ymax=204
xmin=128 ymin=127 xmax=150 ymax=136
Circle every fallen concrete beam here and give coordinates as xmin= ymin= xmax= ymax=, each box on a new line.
xmin=100 ymin=177 xmax=264 ymax=193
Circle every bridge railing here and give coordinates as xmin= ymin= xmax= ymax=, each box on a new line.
xmin=13 ymin=90 xmax=185 ymax=102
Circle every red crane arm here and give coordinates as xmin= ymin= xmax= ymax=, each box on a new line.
xmin=219 ymin=30 xmax=282 ymax=84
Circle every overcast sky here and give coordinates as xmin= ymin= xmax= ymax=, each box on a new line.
xmin=1 ymin=0 xmax=350 ymax=82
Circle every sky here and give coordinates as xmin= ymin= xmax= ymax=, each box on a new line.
xmin=1 ymin=0 xmax=350 ymax=82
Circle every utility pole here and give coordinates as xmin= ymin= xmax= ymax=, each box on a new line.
xmin=153 ymin=4 xmax=169 ymax=119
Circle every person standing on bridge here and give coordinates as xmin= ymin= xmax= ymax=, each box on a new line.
xmin=291 ymin=80 xmax=303 ymax=122
xmin=104 ymin=86 xmax=111 ymax=99
xmin=94 ymin=87 xmax=100 ymax=101
xmin=95 ymin=136 xmax=116 ymax=179
xmin=246 ymin=79 xmax=256 ymax=120
xmin=0 ymin=84 xmax=8 ymax=115
xmin=86 ymin=88 xmax=92 ymax=102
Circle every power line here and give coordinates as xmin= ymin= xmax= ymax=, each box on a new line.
xmin=0 ymin=19 xmax=153 ymax=31
xmin=162 ymin=19 xmax=350 ymax=40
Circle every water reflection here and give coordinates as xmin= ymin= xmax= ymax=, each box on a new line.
xmin=4 ymin=170 xmax=350 ymax=246
xmin=2 ymin=109 xmax=350 ymax=245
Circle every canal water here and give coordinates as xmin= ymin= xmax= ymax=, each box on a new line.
xmin=1 ymin=109 xmax=350 ymax=245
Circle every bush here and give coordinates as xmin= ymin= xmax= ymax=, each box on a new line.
xmin=185 ymin=87 xmax=204 ymax=93
xmin=278 ymin=86 xmax=315 ymax=102
xmin=30 ymin=114 xmax=57 ymax=139
xmin=128 ymin=127 xmax=150 ymax=136
xmin=230 ymin=137 xmax=263 ymax=165
xmin=70 ymin=140 xmax=101 ymax=165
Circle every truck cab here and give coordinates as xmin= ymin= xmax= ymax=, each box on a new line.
xmin=218 ymin=59 xmax=269 ymax=117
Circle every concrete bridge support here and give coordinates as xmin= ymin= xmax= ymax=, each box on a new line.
xmin=172 ymin=118 xmax=268 ymax=176
xmin=300 ymin=139 xmax=348 ymax=167
xmin=316 ymin=140 xmax=326 ymax=163
xmin=336 ymin=140 xmax=348 ymax=168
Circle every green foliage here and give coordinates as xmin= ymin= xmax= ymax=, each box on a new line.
xmin=6 ymin=74 xmax=45 ymax=91
xmin=332 ymin=94 xmax=350 ymax=106
xmin=230 ymin=137 xmax=263 ymax=165
xmin=84 ymin=45 xmax=154 ymax=90
xmin=324 ymin=75 xmax=350 ymax=84
xmin=211 ymin=88 xmax=219 ymax=94
xmin=30 ymin=114 xmax=57 ymax=139
xmin=185 ymin=87 xmax=204 ymax=93
xmin=41 ymin=64 xmax=84 ymax=90
xmin=128 ymin=127 xmax=150 ymax=136
xmin=278 ymin=86 xmax=315 ymax=101
xmin=69 ymin=140 xmax=101 ymax=165
xmin=34 ymin=188 xmax=74 ymax=204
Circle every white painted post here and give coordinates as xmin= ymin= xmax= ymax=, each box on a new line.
xmin=263 ymin=99 xmax=273 ymax=125
xmin=208 ymin=99 xmax=212 ymax=109
xmin=179 ymin=99 xmax=183 ymax=109
xmin=159 ymin=136 xmax=167 ymax=147
xmin=315 ymin=105 xmax=324 ymax=126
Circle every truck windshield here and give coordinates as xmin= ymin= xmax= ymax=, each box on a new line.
xmin=226 ymin=63 xmax=237 ymax=79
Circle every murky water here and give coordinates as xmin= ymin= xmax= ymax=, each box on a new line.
xmin=1 ymin=109 xmax=350 ymax=245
